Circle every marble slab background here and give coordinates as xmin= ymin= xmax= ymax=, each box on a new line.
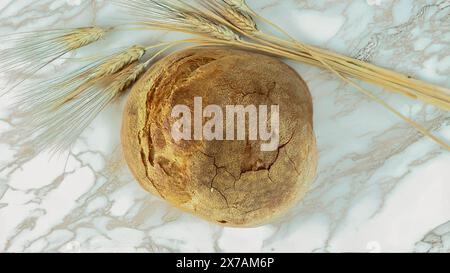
xmin=0 ymin=0 xmax=449 ymax=253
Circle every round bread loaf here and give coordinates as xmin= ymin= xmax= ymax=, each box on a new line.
xmin=121 ymin=47 xmax=317 ymax=227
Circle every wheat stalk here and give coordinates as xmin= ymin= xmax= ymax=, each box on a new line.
xmin=258 ymin=34 xmax=450 ymax=110
xmin=0 ymin=27 xmax=109 ymax=95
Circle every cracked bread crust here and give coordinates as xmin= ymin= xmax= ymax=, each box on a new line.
xmin=121 ymin=47 xmax=318 ymax=227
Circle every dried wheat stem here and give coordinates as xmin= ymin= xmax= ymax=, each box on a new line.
xmin=270 ymin=34 xmax=450 ymax=97
xmin=263 ymin=33 xmax=450 ymax=109
xmin=260 ymin=34 xmax=450 ymax=108
xmin=245 ymin=14 xmax=450 ymax=110
xmin=223 ymin=1 xmax=450 ymax=110
xmin=248 ymin=31 xmax=450 ymax=149
xmin=288 ymin=40 xmax=450 ymax=151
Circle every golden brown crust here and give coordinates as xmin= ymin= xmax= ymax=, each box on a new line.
xmin=121 ymin=47 xmax=318 ymax=227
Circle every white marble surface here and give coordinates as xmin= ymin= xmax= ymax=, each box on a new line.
xmin=0 ymin=0 xmax=449 ymax=253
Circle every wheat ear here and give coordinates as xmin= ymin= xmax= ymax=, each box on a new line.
xmin=198 ymin=0 xmax=257 ymax=33
xmin=113 ymin=0 xmax=239 ymax=41
xmin=256 ymin=33 xmax=450 ymax=110
xmin=223 ymin=0 xmax=253 ymax=14
xmin=16 ymin=45 xmax=146 ymax=113
xmin=0 ymin=27 xmax=108 ymax=95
